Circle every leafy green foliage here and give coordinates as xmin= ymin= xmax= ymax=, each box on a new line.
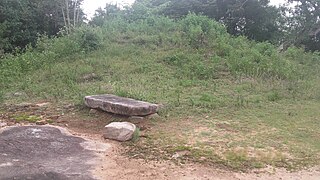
xmin=280 ymin=0 xmax=320 ymax=51
xmin=90 ymin=4 xmax=122 ymax=26
xmin=180 ymin=13 xmax=226 ymax=48
xmin=145 ymin=0 xmax=282 ymax=43
xmin=74 ymin=26 xmax=103 ymax=52
xmin=1 ymin=13 xmax=319 ymax=108
xmin=0 ymin=0 xmax=85 ymax=53
xmin=0 ymin=25 xmax=103 ymax=92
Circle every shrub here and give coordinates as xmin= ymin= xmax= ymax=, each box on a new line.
xmin=180 ymin=13 xmax=227 ymax=48
xmin=36 ymin=35 xmax=81 ymax=58
xmin=224 ymin=38 xmax=295 ymax=79
xmin=73 ymin=26 xmax=103 ymax=52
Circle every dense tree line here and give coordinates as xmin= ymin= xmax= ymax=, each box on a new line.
xmin=91 ymin=0 xmax=319 ymax=51
xmin=1 ymin=0 xmax=319 ymax=53
xmin=281 ymin=0 xmax=320 ymax=51
xmin=151 ymin=0 xmax=319 ymax=50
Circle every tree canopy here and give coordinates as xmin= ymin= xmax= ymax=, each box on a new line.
xmin=132 ymin=0 xmax=282 ymax=43
xmin=0 ymin=0 xmax=84 ymax=53
xmin=281 ymin=0 xmax=320 ymax=51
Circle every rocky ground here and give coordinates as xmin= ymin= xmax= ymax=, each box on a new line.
xmin=0 ymin=102 xmax=320 ymax=180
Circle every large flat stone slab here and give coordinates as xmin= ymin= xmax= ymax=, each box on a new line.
xmin=84 ymin=94 xmax=158 ymax=116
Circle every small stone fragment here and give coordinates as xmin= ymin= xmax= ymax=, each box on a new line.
xmin=89 ymin=109 xmax=98 ymax=114
xmin=64 ymin=104 xmax=75 ymax=110
xmin=129 ymin=116 xmax=144 ymax=121
xmin=36 ymin=120 xmax=47 ymax=125
xmin=36 ymin=102 xmax=50 ymax=107
xmin=0 ymin=122 xmax=7 ymax=128
xmin=15 ymin=103 xmax=33 ymax=108
xmin=172 ymin=150 xmax=191 ymax=159
xmin=13 ymin=92 xmax=26 ymax=97
xmin=80 ymin=73 xmax=99 ymax=82
xmin=146 ymin=113 xmax=160 ymax=120
xmin=128 ymin=116 xmax=145 ymax=123
xmin=103 ymin=122 xmax=136 ymax=142
xmin=48 ymin=115 xmax=60 ymax=120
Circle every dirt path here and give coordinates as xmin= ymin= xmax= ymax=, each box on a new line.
xmin=1 ymin=103 xmax=320 ymax=180
xmin=74 ymin=130 xmax=320 ymax=180
xmin=91 ymin=138 xmax=320 ymax=180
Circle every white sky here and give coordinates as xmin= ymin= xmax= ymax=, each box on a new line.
xmin=82 ymin=0 xmax=285 ymax=20
xmin=82 ymin=0 xmax=135 ymax=19
xmin=270 ymin=0 xmax=286 ymax=6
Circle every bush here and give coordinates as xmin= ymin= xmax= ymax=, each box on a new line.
xmin=180 ymin=13 xmax=227 ymax=48
xmin=73 ymin=26 xmax=103 ymax=52
xmin=0 ymin=26 xmax=104 ymax=91
xmin=213 ymin=36 xmax=295 ymax=79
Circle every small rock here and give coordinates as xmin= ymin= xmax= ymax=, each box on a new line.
xmin=172 ymin=150 xmax=191 ymax=159
xmin=138 ymin=125 xmax=148 ymax=131
xmin=48 ymin=115 xmax=60 ymax=120
xmin=129 ymin=116 xmax=144 ymax=121
xmin=13 ymin=92 xmax=26 ymax=97
xmin=80 ymin=73 xmax=99 ymax=82
xmin=146 ymin=113 xmax=160 ymax=120
xmin=128 ymin=116 xmax=145 ymax=124
xmin=89 ymin=109 xmax=98 ymax=114
xmin=0 ymin=122 xmax=7 ymax=128
xmin=172 ymin=153 xmax=180 ymax=159
xmin=15 ymin=103 xmax=33 ymax=108
xmin=103 ymin=122 xmax=136 ymax=142
xmin=3 ymin=92 xmax=26 ymax=99
xmin=64 ymin=104 xmax=74 ymax=109
xmin=36 ymin=102 xmax=50 ymax=107
xmin=56 ymin=118 xmax=66 ymax=123
xmin=36 ymin=120 xmax=47 ymax=125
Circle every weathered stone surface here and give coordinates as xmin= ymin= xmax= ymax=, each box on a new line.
xmin=0 ymin=126 xmax=108 ymax=180
xmin=104 ymin=122 xmax=136 ymax=142
xmin=84 ymin=94 xmax=158 ymax=116
xmin=0 ymin=122 xmax=7 ymax=128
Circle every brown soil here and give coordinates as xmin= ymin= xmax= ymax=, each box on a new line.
xmin=1 ymin=102 xmax=320 ymax=180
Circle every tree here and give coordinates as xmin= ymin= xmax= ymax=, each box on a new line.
xmin=0 ymin=0 xmax=85 ymax=53
xmin=281 ymin=0 xmax=320 ymax=51
xmin=218 ymin=0 xmax=281 ymax=43
xmin=144 ymin=0 xmax=282 ymax=43
xmin=60 ymin=0 xmax=85 ymax=34
xmin=90 ymin=4 xmax=122 ymax=26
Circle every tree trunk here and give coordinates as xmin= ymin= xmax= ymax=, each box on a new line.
xmin=65 ymin=0 xmax=71 ymax=29
xmin=61 ymin=6 xmax=68 ymax=34
xmin=73 ymin=0 xmax=77 ymax=26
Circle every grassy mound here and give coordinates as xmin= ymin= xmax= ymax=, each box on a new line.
xmin=1 ymin=14 xmax=320 ymax=170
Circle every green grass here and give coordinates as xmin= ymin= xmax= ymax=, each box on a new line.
xmin=13 ymin=114 xmax=41 ymax=123
xmin=0 ymin=14 xmax=320 ymax=171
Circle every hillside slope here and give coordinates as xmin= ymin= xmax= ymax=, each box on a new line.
xmin=1 ymin=14 xmax=320 ymax=170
